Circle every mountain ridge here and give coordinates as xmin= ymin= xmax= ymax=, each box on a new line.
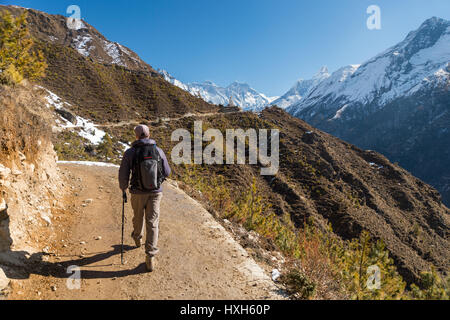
xmin=158 ymin=68 xmax=277 ymax=111
xmin=283 ymin=17 xmax=449 ymax=115
xmin=270 ymin=66 xmax=331 ymax=109
xmin=282 ymin=17 xmax=450 ymax=205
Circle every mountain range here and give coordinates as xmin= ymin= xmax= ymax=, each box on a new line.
xmin=157 ymin=17 xmax=449 ymax=206
xmin=284 ymin=17 xmax=450 ymax=205
xmin=158 ymin=69 xmax=278 ymax=111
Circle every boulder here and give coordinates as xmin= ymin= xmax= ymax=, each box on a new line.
xmin=0 ymin=165 xmax=11 ymax=179
xmin=0 ymin=198 xmax=6 ymax=212
xmin=55 ymin=108 xmax=77 ymax=124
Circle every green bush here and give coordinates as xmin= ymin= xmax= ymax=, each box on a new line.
xmin=281 ymin=269 xmax=316 ymax=299
xmin=0 ymin=11 xmax=47 ymax=85
xmin=410 ymin=268 xmax=449 ymax=300
xmin=97 ymin=133 xmax=115 ymax=161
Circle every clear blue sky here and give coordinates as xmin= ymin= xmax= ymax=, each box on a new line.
xmin=1 ymin=0 xmax=449 ymax=96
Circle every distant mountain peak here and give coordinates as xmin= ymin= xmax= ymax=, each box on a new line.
xmin=157 ymin=70 xmax=272 ymax=111
xmin=284 ymin=16 xmax=450 ymax=206
xmin=229 ymin=80 xmax=248 ymax=85
xmin=270 ymin=66 xmax=331 ymax=109
xmin=398 ymin=16 xmax=449 ymax=57
xmin=227 ymin=82 xmax=252 ymax=90
xmin=420 ymin=16 xmax=447 ymax=28
xmin=286 ymin=16 xmax=449 ymax=117
xmin=202 ymin=80 xmax=218 ymax=86
xmin=315 ymin=66 xmax=330 ymax=77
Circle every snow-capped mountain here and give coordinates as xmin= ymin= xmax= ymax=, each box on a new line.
xmin=287 ymin=17 xmax=450 ymax=205
xmin=270 ymin=66 xmax=330 ymax=109
xmin=158 ymin=69 xmax=277 ymax=111
xmin=288 ymin=17 xmax=449 ymax=118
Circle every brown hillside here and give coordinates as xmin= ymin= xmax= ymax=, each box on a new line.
xmin=1 ymin=5 xmax=219 ymax=123
xmin=99 ymin=107 xmax=450 ymax=285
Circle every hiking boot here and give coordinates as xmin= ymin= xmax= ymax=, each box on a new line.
xmin=145 ymin=256 xmax=155 ymax=272
xmin=133 ymin=237 xmax=141 ymax=248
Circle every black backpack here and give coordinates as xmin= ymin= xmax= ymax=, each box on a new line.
xmin=131 ymin=144 xmax=164 ymax=191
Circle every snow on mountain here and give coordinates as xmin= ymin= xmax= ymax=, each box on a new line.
xmin=288 ymin=17 xmax=450 ymax=118
xmin=102 ymin=40 xmax=125 ymax=66
xmin=271 ymin=66 xmax=330 ymax=109
xmin=73 ymin=35 xmax=93 ymax=57
xmin=40 ymin=87 xmax=107 ymax=145
xmin=157 ymin=69 xmax=274 ymax=111
xmin=284 ymin=17 xmax=450 ymax=206
xmin=158 ymin=69 xmax=190 ymax=91
xmin=226 ymin=82 xmax=275 ymax=111
xmin=265 ymin=95 xmax=280 ymax=103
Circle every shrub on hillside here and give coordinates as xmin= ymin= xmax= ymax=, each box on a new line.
xmin=177 ymin=164 xmax=450 ymax=300
xmin=0 ymin=11 xmax=47 ymax=85
xmin=410 ymin=268 xmax=449 ymax=300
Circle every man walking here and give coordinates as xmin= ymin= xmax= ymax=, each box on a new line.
xmin=119 ymin=125 xmax=171 ymax=271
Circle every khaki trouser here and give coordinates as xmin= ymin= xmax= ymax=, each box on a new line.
xmin=130 ymin=192 xmax=163 ymax=257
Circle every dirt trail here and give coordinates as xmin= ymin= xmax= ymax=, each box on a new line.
xmin=94 ymin=111 xmax=243 ymax=128
xmin=58 ymin=111 xmax=243 ymax=131
xmin=7 ymin=163 xmax=283 ymax=300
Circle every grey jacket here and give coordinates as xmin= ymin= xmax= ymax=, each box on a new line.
xmin=118 ymin=139 xmax=171 ymax=194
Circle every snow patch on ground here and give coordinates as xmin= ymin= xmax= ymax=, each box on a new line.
xmin=73 ymin=35 xmax=94 ymax=57
xmin=369 ymin=162 xmax=384 ymax=169
xmin=103 ymin=40 xmax=126 ymax=67
xmin=331 ymin=104 xmax=349 ymax=120
xmin=39 ymin=86 xmax=106 ymax=145
xmin=57 ymin=161 xmax=119 ymax=168
xmin=64 ymin=116 xmax=106 ymax=145
xmin=119 ymin=142 xmax=130 ymax=152
xmin=40 ymin=87 xmax=71 ymax=110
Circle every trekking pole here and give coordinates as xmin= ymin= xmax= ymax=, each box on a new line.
xmin=121 ymin=191 xmax=127 ymax=265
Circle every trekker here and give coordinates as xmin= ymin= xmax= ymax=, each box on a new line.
xmin=118 ymin=125 xmax=171 ymax=272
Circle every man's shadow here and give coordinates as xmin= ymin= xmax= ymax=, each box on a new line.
xmin=1 ymin=245 xmax=149 ymax=281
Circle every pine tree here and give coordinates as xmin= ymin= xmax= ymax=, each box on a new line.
xmin=0 ymin=11 xmax=47 ymax=85
xmin=97 ymin=134 xmax=115 ymax=161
